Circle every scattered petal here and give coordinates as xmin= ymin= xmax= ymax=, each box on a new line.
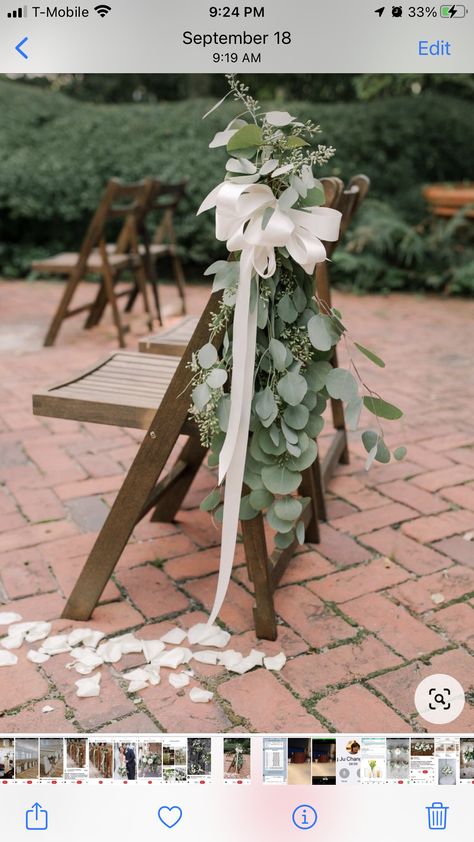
xmin=156 ymin=647 xmax=192 ymax=669
xmin=431 ymin=592 xmax=445 ymax=605
xmin=75 ymin=672 xmax=101 ymax=698
xmin=189 ymin=687 xmax=214 ymax=704
xmin=41 ymin=705 xmax=54 ymax=714
xmin=27 ymin=650 xmax=50 ymax=665
xmin=1 ymin=633 xmax=24 ymax=650
xmin=110 ymin=633 xmax=143 ymax=655
xmin=142 ymin=639 xmax=166 ymax=662
xmin=463 ymin=531 xmax=474 ymax=542
xmin=0 ymin=612 xmax=22 ymax=625
xmin=228 ymin=650 xmax=266 ymax=674
xmin=97 ymin=641 xmax=123 ymax=664
xmin=67 ymin=629 xmax=105 ymax=649
xmin=143 ymin=665 xmax=161 ymax=686
xmin=161 ymin=628 xmax=188 ymax=646
xmin=40 ymin=635 xmax=72 ymax=656
xmin=169 ymin=672 xmax=190 ymax=689
xmin=192 ymin=650 xmax=219 ymax=665
xmin=264 ymin=652 xmax=287 ymax=671
xmin=128 ymin=680 xmax=149 ymax=693
xmin=218 ymin=650 xmax=244 ymax=670
xmin=0 ymin=651 xmax=18 ymax=666
xmin=187 ymin=623 xmax=230 ymax=648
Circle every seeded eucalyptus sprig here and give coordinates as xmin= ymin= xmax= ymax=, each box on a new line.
xmin=191 ymin=78 xmax=405 ymax=548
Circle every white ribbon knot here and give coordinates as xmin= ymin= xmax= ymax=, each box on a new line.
xmin=198 ymin=180 xmax=342 ymax=624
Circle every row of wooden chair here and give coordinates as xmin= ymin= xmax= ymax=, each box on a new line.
xmin=33 ymin=178 xmax=188 ymax=348
xmin=33 ymin=175 xmax=370 ymax=640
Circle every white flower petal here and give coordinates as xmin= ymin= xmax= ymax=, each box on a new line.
xmin=264 ymin=652 xmax=287 ymax=671
xmin=187 ymin=623 xmax=230 ymax=648
xmin=75 ymin=672 xmax=101 ymax=698
xmin=192 ymin=650 xmax=219 ymax=666
xmin=169 ymin=672 xmax=190 ymax=689
xmin=142 ymin=639 xmax=166 ymax=662
xmin=218 ymin=650 xmax=244 ymax=670
xmin=1 ymin=633 xmax=24 ymax=650
xmin=109 ymin=632 xmax=143 ymax=655
xmin=161 ymin=627 xmax=188 ymax=646
xmin=128 ymin=680 xmax=149 ymax=693
xmin=0 ymin=650 xmax=18 ymax=666
xmin=67 ymin=628 xmax=105 ymax=649
xmin=228 ymin=651 xmax=265 ymax=674
xmin=27 ymin=650 xmax=50 ymax=665
xmin=41 ymin=705 xmax=54 ymax=713
xmin=156 ymin=647 xmax=192 ymax=669
xmin=40 ymin=635 xmax=72 ymax=655
xmin=25 ymin=622 xmax=51 ymax=643
xmin=0 ymin=612 xmax=22 ymax=625
xmin=143 ymin=665 xmax=161 ymax=686
xmin=97 ymin=641 xmax=123 ymax=664
xmin=189 ymin=687 xmax=214 ymax=704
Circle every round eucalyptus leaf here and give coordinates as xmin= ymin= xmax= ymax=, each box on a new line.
xmin=267 ymin=506 xmax=296 ymax=534
xmin=192 ymin=382 xmax=211 ymax=412
xmin=305 ymin=413 xmax=325 ymax=438
xmin=361 ymin=430 xmax=391 ymax=464
xmin=254 ymin=387 xmax=278 ymax=422
xmin=250 ymin=433 xmax=275 ymax=466
xmin=287 ymin=442 xmax=301 ymax=457
xmin=326 ymin=368 xmax=358 ymax=402
xmin=259 ymin=428 xmax=287 ymax=456
xmin=283 ymin=404 xmax=310 ymax=430
xmin=277 ymin=294 xmax=298 ymax=324
xmin=281 ymin=419 xmax=299 ymax=445
xmin=307 ymin=315 xmax=334 ymax=351
xmin=302 ymin=391 xmax=318 ymax=411
xmin=206 ymin=368 xmax=228 ymax=389
xmin=295 ymin=521 xmax=306 ymax=545
xmin=274 ymin=497 xmax=303 ymax=522
xmin=217 ymin=396 xmax=230 ymax=432
xmin=214 ymin=505 xmax=224 ymax=524
xmin=239 ymin=495 xmax=259 ymax=521
xmin=249 ymin=488 xmax=274 ymax=511
xmin=275 ymin=530 xmax=295 ymax=549
xmin=277 ymin=372 xmax=308 ymax=406
xmin=262 ymin=465 xmax=302 ymax=494
xmin=286 ymin=438 xmax=318 ymax=472
xmin=394 ymin=446 xmax=408 ymax=462
xmin=200 ymin=488 xmax=221 ymax=513
xmin=269 ymin=338 xmax=287 ymax=371
xmin=198 ymin=343 xmax=218 ymax=370
xmin=305 ymin=361 xmax=332 ymax=392
xmin=345 ymin=397 xmax=363 ymax=432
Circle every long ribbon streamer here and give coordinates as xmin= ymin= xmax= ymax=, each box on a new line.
xmin=198 ymin=181 xmax=342 ymax=625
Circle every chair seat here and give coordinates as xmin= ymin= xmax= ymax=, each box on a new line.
xmin=33 ymin=351 xmax=190 ymax=431
xmin=32 ymin=251 xmax=137 ymax=275
xmin=139 ymin=316 xmax=199 ymax=356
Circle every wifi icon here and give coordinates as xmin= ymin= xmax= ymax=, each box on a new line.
xmin=94 ymin=4 xmax=111 ymax=16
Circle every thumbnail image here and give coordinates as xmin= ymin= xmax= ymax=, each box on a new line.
xmin=0 ymin=738 xmax=14 ymax=779
xmin=163 ymin=738 xmax=187 ymax=784
xmin=39 ymin=739 xmax=64 ymax=779
xmin=114 ymin=741 xmax=137 ymax=780
xmin=312 ymin=739 xmax=336 ymax=785
xmin=138 ymin=741 xmax=162 ymax=779
xmin=263 ymin=738 xmax=287 ymax=784
xmin=223 ymin=738 xmax=251 ymax=781
xmin=361 ymin=737 xmax=386 ymax=782
xmin=410 ymin=738 xmax=435 ymax=784
xmin=411 ymin=738 xmax=435 ymax=758
xmin=438 ymin=758 xmax=456 ymax=785
xmin=66 ymin=739 xmax=88 ymax=770
xmin=288 ymin=738 xmax=311 ymax=786
xmin=386 ymin=738 xmax=409 ymax=780
xmin=15 ymin=738 xmax=39 ymax=779
xmin=335 ymin=738 xmax=361 ymax=785
xmin=89 ymin=741 xmax=114 ymax=779
xmin=460 ymin=739 xmax=474 ymax=780
xmin=187 ymin=738 xmax=212 ymax=779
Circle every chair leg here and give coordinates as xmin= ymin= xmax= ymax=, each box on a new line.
xmin=330 ymin=349 xmax=350 ymax=465
xmin=300 ymin=456 xmax=325 ymax=544
xmin=151 ymin=435 xmax=207 ymax=522
xmin=241 ymin=514 xmax=277 ymax=641
xmin=134 ymin=263 xmax=154 ymax=333
xmin=43 ymin=272 xmax=81 ymax=347
xmin=171 ymin=249 xmax=187 ymax=315
xmin=124 ymin=282 xmax=138 ymax=313
xmin=99 ymin=244 xmax=126 ymax=348
xmin=84 ymin=282 xmax=108 ymax=329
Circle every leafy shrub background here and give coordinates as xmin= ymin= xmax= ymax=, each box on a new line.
xmin=1 ymin=77 xmax=473 ymax=291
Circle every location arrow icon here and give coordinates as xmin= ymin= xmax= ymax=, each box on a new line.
xmin=374 ymin=6 xmax=385 ymax=15
xmin=15 ymin=36 xmax=29 ymax=59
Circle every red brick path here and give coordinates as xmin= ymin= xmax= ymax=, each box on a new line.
xmin=0 ymin=279 xmax=473 ymax=734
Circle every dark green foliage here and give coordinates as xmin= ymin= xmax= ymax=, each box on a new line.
xmin=1 ymin=78 xmax=473 ymax=287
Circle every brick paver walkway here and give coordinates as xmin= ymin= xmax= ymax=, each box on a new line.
xmin=0 ymin=279 xmax=473 ymax=734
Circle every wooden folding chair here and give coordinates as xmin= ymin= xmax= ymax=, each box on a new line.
xmin=124 ymin=180 xmax=188 ymax=323
xmin=32 ymin=175 xmax=369 ymax=641
xmin=33 ymin=179 xmax=155 ymax=348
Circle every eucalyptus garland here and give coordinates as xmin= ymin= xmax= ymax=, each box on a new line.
xmin=190 ymin=77 xmax=405 ymax=550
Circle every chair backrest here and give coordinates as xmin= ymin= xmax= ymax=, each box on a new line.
xmin=321 ymin=174 xmax=370 ymax=257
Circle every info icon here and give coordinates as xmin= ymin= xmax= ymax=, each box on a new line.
xmin=392 ymin=5 xmax=403 ymax=15
xmin=292 ymin=805 xmax=318 ymax=831
xmin=415 ymin=674 xmax=465 ymax=725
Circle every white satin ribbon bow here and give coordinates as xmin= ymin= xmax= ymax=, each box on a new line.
xmin=197 ymin=181 xmax=342 ymax=625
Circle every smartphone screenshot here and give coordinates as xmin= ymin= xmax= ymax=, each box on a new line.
xmin=0 ymin=1 xmax=473 ymax=838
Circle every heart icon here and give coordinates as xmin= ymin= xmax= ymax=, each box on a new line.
xmin=158 ymin=806 xmax=183 ymax=829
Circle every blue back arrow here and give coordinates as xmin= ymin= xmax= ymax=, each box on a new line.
xmin=15 ymin=37 xmax=29 ymax=59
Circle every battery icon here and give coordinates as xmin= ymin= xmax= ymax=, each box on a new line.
xmin=440 ymin=4 xmax=466 ymax=16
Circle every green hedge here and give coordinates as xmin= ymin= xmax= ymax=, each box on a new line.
xmin=1 ymin=78 xmax=473 ymax=282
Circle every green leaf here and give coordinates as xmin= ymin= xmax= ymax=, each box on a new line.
xmin=393 ymin=446 xmax=408 ymax=462
xmin=275 ymin=530 xmax=295 ymax=550
xmin=326 ymin=369 xmax=359 ymax=402
xmin=283 ymin=404 xmax=309 ymax=430
xmin=198 ymin=343 xmax=218 ymax=369
xmin=217 ymin=396 xmax=231 ymax=432
xmin=295 ymin=521 xmax=306 ymax=545
xmin=345 ymin=397 xmax=363 ymax=431
xmin=249 ymin=488 xmax=274 ymax=511
xmin=259 ymin=428 xmax=287 ymax=456
xmin=239 ymin=494 xmax=259 ymax=521
xmin=286 ymin=135 xmax=310 ymax=148
xmin=277 ymin=294 xmax=298 ymax=324
xmin=304 ymin=361 xmax=332 ymax=392
xmin=277 ymin=372 xmax=308 ymax=406
xmin=307 ymin=315 xmax=335 ymax=351
xmin=227 ymin=124 xmax=263 ymax=157
xmin=301 ymin=184 xmax=326 ymax=207
xmin=281 ymin=420 xmax=299 ymax=444
xmin=354 ymin=342 xmax=386 ymax=368
xmin=214 ymin=505 xmax=224 ymax=523
xmin=267 ymin=506 xmax=295 ymax=534
xmin=305 ymin=413 xmax=325 ymax=439
xmin=274 ymin=497 xmax=303 ymax=522
xmin=293 ymin=284 xmax=307 ymax=314
xmin=257 ymin=297 xmax=268 ymax=329
xmin=192 ymin=382 xmax=211 ymax=412
xmin=262 ymin=465 xmax=302 ymax=494
xmin=362 ymin=431 xmax=391 ymax=464
xmin=286 ymin=438 xmax=318 ymax=472
xmin=254 ymin=387 xmax=278 ymax=422
xmin=269 ymin=338 xmax=287 ymax=371
xmin=200 ymin=488 xmax=221 ymax=512
xmin=363 ymin=396 xmax=403 ymax=421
